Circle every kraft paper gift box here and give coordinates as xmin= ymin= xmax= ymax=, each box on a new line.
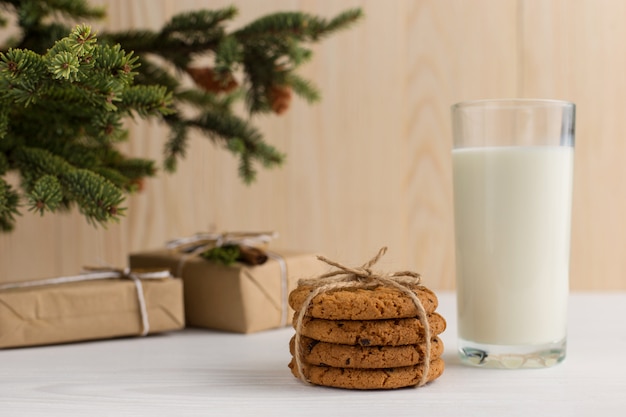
xmin=0 ymin=272 xmax=185 ymax=349
xmin=129 ymin=248 xmax=327 ymax=333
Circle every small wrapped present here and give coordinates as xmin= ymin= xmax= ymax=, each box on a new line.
xmin=129 ymin=232 xmax=327 ymax=333
xmin=0 ymin=268 xmax=185 ymax=349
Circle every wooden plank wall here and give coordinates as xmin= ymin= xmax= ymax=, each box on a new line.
xmin=1 ymin=0 xmax=624 ymax=290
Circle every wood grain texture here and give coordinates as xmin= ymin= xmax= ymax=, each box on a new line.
xmin=405 ymin=0 xmax=518 ymax=290
xmin=519 ymin=0 xmax=626 ymax=289
xmin=0 ymin=0 xmax=624 ymax=289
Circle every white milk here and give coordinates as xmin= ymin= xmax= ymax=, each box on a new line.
xmin=453 ymin=146 xmax=573 ymax=345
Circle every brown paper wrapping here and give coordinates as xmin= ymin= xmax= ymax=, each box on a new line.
xmin=129 ymin=249 xmax=327 ymax=333
xmin=0 ymin=277 xmax=184 ymax=349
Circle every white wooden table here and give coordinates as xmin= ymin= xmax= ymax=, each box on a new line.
xmin=1 ymin=292 xmax=625 ymax=417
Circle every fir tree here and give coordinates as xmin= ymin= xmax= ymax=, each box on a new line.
xmin=0 ymin=0 xmax=363 ymax=232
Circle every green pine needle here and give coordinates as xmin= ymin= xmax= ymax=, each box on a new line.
xmin=190 ymin=110 xmax=285 ymax=182
xmin=162 ymin=7 xmax=238 ymax=37
xmin=201 ymin=244 xmax=241 ymax=266
xmin=163 ymin=117 xmax=188 ymax=173
xmin=14 ymin=0 xmax=105 ymax=28
xmin=68 ymin=24 xmax=97 ymax=55
xmin=286 ymin=73 xmax=321 ymax=103
xmin=62 ymin=169 xmax=125 ymax=225
xmin=27 ymin=175 xmax=63 ymax=215
xmin=234 ymin=8 xmax=363 ymax=42
xmin=215 ymin=35 xmax=243 ymax=71
xmin=0 ymin=178 xmax=20 ymax=232
xmin=121 ymin=85 xmax=173 ymax=117
xmin=48 ymin=50 xmax=80 ymax=80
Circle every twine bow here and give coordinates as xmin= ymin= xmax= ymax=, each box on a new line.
xmin=166 ymin=231 xmax=277 ymax=254
xmin=0 ymin=267 xmax=172 ymax=337
xmin=167 ymin=231 xmax=278 ymax=274
xmin=294 ymin=247 xmax=432 ymax=387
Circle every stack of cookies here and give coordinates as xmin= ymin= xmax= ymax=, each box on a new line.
xmin=288 ymin=281 xmax=446 ymax=390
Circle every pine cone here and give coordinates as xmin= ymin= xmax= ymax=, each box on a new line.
xmin=186 ymin=67 xmax=238 ymax=93
xmin=268 ymin=85 xmax=292 ymax=115
xmin=129 ymin=177 xmax=145 ymax=192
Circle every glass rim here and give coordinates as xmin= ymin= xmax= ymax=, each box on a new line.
xmin=452 ymin=98 xmax=575 ymax=111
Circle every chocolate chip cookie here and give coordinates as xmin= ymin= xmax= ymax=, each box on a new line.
xmin=288 ymin=357 xmax=445 ymax=390
xmin=295 ymin=312 xmax=446 ymax=346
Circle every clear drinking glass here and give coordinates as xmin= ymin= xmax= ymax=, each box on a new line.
xmin=451 ymin=99 xmax=575 ymax=368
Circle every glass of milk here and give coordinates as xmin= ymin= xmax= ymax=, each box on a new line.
xmin=451 ymin=99 xmax=575 ymax=368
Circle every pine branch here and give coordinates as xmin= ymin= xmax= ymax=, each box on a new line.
xmin=189 ymin=111 xmax=285 ymax=183
xmin=286 ymin=72 xmax=320 ymax=103
xmin=13 ymin=146 xmax=74 ymax=183
xmin=233 ymin=9 xmax=363 ymax=42
xmin=0 ymin=4 xmax=362 ymax=231
xmin=91 ymin=166 xmax=131 ymax=191
xmin=214 ymin=35 xmax=243 ymax=72
xmin=201 ymin=244 xmax=240 ymax=266
xmin=13 ymin=147 xmax=125 ymax=224
xmin=0 ymin=48 xmax=48 ymax=106
xmin=96 ymin=156 xmax=156 ymax=191
xmin=0 ymin=102 xmax=7 ymax=138
xmin=120 ymin=85 xmax=173 ymax=117
xmin=131 ymin=56 xmax=179 ymax=90
xmin=175 ymin=87 xmax=242 ymax=114
xmin=161 ymin=7 xmax=237 ymax=39
xmin=95 ymin=7 xmax=360 ymax=179
xmin=1 ymin=0 xmax=104 ymax=29
xmin=63 ymin=169 xmax=125 ymax=225
xmin=111 ymin=158 xmax=156 ymax=181
xmin=0 ymin=24 xmax=174 ymax=229
xmin=105 ymin=7 xmax=238 ymax=70
xmin=324 ymin=8 xmax=365 ymax=37
xmin=22 ymin=140 xmax=155 ymax=192
xmin=191 ymin=111 xmax=263 ymax=153
xmin=163 ymin=114 xmax=188 ymax=173
xmin=0 ymin=152 xmax=8 ymax=174
xmin=0 ymin=177 xmax=19 ymax=231
xmin=27 ymin=174 xmax=62 ymax=215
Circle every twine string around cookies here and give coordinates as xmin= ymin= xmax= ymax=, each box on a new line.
xmin=294 ymin=247 xmax=432 ymax=387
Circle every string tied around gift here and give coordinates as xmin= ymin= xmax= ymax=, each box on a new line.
xmin=166 ymin=231 xmax=279 ymax=277
xmin=166 ymin=232 xmax=277 ymax=256
xmin=0 ymin=267 xmax=172 ymax=337
xmin=166 ymin=231 xmax=290 ymax=326
xmin=293 ymin=247 xmax=432 ymax=387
